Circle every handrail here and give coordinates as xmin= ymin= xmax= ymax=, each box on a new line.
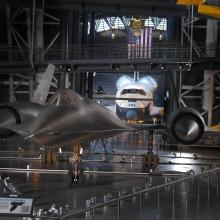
xmin=1 ymin=43 xmax=220 ymax=66
xmin=39 ymin=168 xmax=219 ymax=219
xmin=0 ymin=44 xmax=191 ymax=64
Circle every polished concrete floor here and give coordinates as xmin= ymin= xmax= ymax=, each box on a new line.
xmin=0 ymin=132 xmax=220 ymax=219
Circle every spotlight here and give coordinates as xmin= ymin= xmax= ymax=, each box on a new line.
xmin=159 ymin=33 xmax=163 ymax=41
xmin=178 ymin=63 xmax=182 ymax=69
xmin=111 ymin=64 xmax=120 ymax=71
xmin=63 ymin=65 xmax=71 ymax=72
xmin=111 ymin=31 xmax=115 ymax=40
xmin=160 ymin=64 xmax=166 ymax=70
xmin=186 ymin=62 xmax=192 ymax=71
xmin=186 ymin=62 xmax=192 ymax=68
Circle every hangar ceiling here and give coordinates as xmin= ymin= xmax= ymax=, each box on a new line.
xmin=0 ymin=0 xmax=187 ymax=16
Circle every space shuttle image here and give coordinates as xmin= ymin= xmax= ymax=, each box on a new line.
xmin=115 ymin=75 xmax=164 ymax=123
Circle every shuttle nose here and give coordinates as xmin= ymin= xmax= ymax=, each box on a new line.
xmin=126 ymin=110 xmax=138 ymax=121
xmin=0 ymin=108 xmax=17 ymax=138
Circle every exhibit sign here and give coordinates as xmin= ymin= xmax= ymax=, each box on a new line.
xmin=0 ymin=196 xmax=34 ymax=217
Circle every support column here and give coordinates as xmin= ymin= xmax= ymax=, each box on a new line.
xmin=35 ymin=7 xmax=44 ymax=61
xmin=80 ymin=73 xmax=87 ymax=96
xmin=89 ymin=12 xmax=95 ymax=45
xmin=87 ymin=73 xmax=93 ymax=99
xmin=189 ymin=5 xmax=194 ymax=62
xmin=203 ymin=19 xmax=218 ymax=126
xmin=206 ymin=19 xmax=218 ymax=57
xmin=164 ymin=72 xmax=172 ymax=123
xmin=26 ymin=9 xmax=32 ymax=62
xmin=166 ymin=17 xmax=174 ymax=41
xmin=81 ymin=12 xmax=88 ymax=45
xmin=166 ymin=16 xmax=181 ymax=42
xmin=31 ymin=0 xmax=36 ymax=67
xmin=71 ymin=12 xmax=81 ymax=91
xmin=207 ymin=72 xmax=214 ymax=126
xmin=60 ymin=10 xmax=67 ymax=60
xmin=29 ymin=73 xmax=34 ymax=101
xmin=73 ymin=11 xmax=81 ymax=45
xmin=74 ymin=73 xmax=81 ymax=94
xmin=9 ymin=75 xmax=14 ymax=103
xmin=6 ymin=6 xmax=12 ymax=61
xmin=74 ymin=72 xmax=87 ymax=96
xmin=79 ymin=12 xmax=88 ymax=96
xmin=87 ymin=12 xmax=95 ymax=99
xmin=58 ymin=73 xmax=65 ymax=89
xmin=65 ymin=72 xmax=70 ymax=89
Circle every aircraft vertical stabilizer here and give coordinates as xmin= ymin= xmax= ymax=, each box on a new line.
xmin=32 ymin=63 xmax=55 ymax=104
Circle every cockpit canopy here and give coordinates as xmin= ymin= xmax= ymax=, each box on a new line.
xmin=121 ymin=89 xmax=146 ymax=96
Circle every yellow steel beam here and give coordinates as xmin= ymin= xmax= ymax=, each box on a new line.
xmin=177 ymin=0 xmax=205 ymax=5
xmin=198 ymin=4 xmax=220 ymax=19
xmin=209 ymin=124 xmax=220 ymax=130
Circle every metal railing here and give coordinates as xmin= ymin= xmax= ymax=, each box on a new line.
xmin=37 ymin=168 xmax=220 ymax=220
xmin=1 ymin=43 xmax=220 ymax=64
xmin=43 ymin=44 xmax=191 ymax=61
xmin=0 ymin=43 xmax=192 ymax=63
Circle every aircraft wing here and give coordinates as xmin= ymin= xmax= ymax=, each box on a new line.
xmin=25 ymin=128 xmax=134 ymax=147
xmin=104 ymin=105 xmax=116 ymax=113
xmin=6 ymin=120 xmax=35 ymax=137
xmin=128 ymin=123 xmax=166 ymax=130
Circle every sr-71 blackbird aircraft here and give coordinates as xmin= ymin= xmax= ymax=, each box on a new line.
xmin=0 ymin=64 xmax=214 ymax=147
xmin=1 ymin=89 xmax=134 ymax=146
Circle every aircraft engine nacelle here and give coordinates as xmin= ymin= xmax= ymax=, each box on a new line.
xmin=168 ymin=107 xmax=205 ymax=145
xmin=0 ymin=102 xmax=43 ymax=139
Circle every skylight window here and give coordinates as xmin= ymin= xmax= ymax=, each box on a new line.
xmin=95 ymin=17 xmax=167 ymax=32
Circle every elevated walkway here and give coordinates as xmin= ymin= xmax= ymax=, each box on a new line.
xmin=0 ymin=43 xmax=220 ymax=72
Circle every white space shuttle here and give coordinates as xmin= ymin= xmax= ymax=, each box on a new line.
xmin=115 ymin=75 xmax=164 ymax=123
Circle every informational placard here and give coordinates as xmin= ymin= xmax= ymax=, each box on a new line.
xmin=0 ymin=197 xmax=34 ymax=217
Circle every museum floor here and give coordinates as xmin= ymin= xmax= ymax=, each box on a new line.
xmin=0 ymin=132 xmax=220 ymax=220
